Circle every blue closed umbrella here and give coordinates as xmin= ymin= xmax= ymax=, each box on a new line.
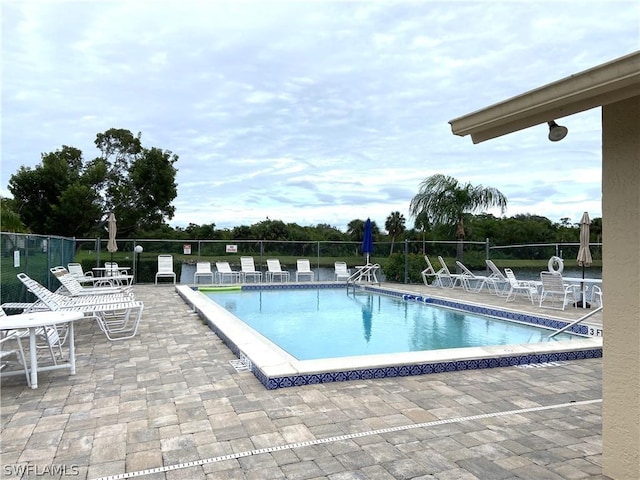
xmin=362 ymin=218 xmax=373 ymax=264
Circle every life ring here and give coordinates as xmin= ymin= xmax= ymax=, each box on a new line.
xmin=548 ymin=256 xmax=564 ymax=273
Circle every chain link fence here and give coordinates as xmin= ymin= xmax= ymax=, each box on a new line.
xmin=2 ymin=232 xmax=602 ymax=304
xmin=1 ymin=233 xmax=75 ymax=305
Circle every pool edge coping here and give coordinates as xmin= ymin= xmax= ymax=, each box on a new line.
xmin=175 ymin=284 xmax=603 ymax=389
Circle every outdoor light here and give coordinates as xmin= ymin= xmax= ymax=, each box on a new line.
xmin=134 ymin=245 xmax=143 ymax=284
xmin=547 ymin=120 xmax=568 ymax=142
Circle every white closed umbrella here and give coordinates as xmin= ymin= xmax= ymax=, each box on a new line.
xmin=577 ymin=211 xmax=592 ymax=268
xmin=576 ymin=211 xmax=592 ymax=307
xmin=106 ymin=212 xmax=118 ymax=261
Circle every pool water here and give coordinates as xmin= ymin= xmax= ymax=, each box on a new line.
xmin=203 ymin=288 xmax=574 ymax=361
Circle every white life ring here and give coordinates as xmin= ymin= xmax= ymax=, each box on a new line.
xmin=548 ymin=256 xmax=564 ymax=273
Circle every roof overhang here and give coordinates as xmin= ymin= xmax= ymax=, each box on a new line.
xmin=449 ymin=51 xmax=640 ymax=143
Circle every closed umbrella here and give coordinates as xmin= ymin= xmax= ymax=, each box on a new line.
xmin=106 ymin=212 xmax=118 ymax=261
xmin=577 ymin=211 xmax=592 ymax=268
xmin=362 ymin=218 xmax=373 ymax=264
xmin=576 ymin=211 xmax=592 ymax=307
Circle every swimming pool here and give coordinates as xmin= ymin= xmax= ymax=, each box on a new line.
xmin=201 ymin=288 xmax=576 ymax=360
xmin=176 ymin=284 xmax=602 ymax=389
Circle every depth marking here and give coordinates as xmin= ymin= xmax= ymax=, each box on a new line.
xmin=91 ymin=398 xmax=602 ymax=480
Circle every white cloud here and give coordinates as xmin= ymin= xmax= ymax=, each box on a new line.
xmin=2 ymin=0 xmax=638 ymax=232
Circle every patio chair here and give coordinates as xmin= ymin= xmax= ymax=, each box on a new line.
xmin=102 ymin=262 xmax=134 ymax=286
xmin=105 ymin=262 xmax=127 ymax=276
xmin=485 ymin=260 xmax=511 ymax=296
xmin=539 ymin=271 xmax=580 ymax=310
xmin=1 ymin=305 xmax=65 ymax=366
xmin=436 ymin=256 xmax=465 ymax=288
xmin=334 ymin=262 xmax=351 ymax=281
xmin=240 ymin=257 xmax=262 ymax=283
xmin=266 ymin=259 xmax=290 ymax=283
xmin=67 ymin=263 xmax=95 ymax=284
xmin=504 ymin=268 xmax=539 ymax=305
xmin=295 ymin=259 xmax=314 ymax=282
xmin=215 ymin=262 xmax=240 ymax=284
xmin=193 ymin=261 xmax=214 ymax=284
xmin=590 ymin=285 xmax=603 ymax=307
xmin=155 ymin=255 xmax=176 ymax=285
xmin=1 ymin=329 xmax=31 ymax=387
xmin=17 ymin=273 xmax=145 ymax=341
xmin=421 ymin=255 xmax=444 ymax=287
xmin=455 ymin=261 xmax=497 ymax=293
xmin=51 ymin=266 xmax=134 ymax=297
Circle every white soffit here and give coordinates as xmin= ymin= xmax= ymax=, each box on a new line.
xmin=449 ymin=51 xmax=640 ymax=143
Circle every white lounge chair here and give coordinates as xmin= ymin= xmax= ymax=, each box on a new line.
xmin=334 ymin=262 xmax=351 ymax=281
xmin=193 ymin=261 xmax=214 ymax=284
xmin=455 ymin=261 xmax=497 ymax=293
xmin=436 ymin=256 xmax=465 ymax=288
xmin=240 ymin=257 xmax=262 ymax=283
xmin=539 ymin=271 xmax=580 ymax=310
xmin=421 ymin=255 xmax=445 ymax=287
xmin=485 ymin=260 xmax=511 ymax=296
xmin=18 ymin=273 xmax=144 ymax=341
xmin=295 ymin=259 xmax=314 ymax=282
xmin=215 ymin=262 xmax=240 ymax=284
xmin=504 ymin=268 xmax=539 ymax=305
xmin=155 ymin=255 xmax=176 ymax=285
xmin=51 ymin=266 xmax=134 ymax=297
xmin=266 ymin=259 xmax=290 ymax=283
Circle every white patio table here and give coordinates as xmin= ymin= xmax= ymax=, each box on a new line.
xmin=561 ymin=277 xmax=603 ymax=308
xmin=0 ymin=311 xmax=83 ymax=389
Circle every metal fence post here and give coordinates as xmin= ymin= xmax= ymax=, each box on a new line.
xmin=404 ymin=239 xmax=409 ymax=284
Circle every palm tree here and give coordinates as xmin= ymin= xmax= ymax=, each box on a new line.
xmin=409 ymin=174 xmax=507 ymax=260
xmin=385 ymin=211 xmax=406 ymax=255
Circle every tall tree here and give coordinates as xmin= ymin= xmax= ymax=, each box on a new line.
xmin=385 ymin=211 xmax=406 ymax=255
xmin=0 ymin=196 xmax=28 ymax=233
xmin=409 ymin=174 xmax=507 ymax=260
xmin=8 ymin=146 xmax=104 ymax=236
xmin=94 ymin=129 xmax=178 ymax=235
xmin=7 ymin=129 xmax=178 ymax=237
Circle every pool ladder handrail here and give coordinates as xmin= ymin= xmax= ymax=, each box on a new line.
xmin=548 ymin=306 xmax=603 ymax=338
xmin=346 ymin=263 xmax=381 ymax=285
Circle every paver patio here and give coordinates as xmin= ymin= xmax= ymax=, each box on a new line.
xmin=0 ymin=284 xmax=607 ymax=479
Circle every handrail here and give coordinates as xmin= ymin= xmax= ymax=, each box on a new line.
xmin=346 ymin=263 xmax=381 ymax=285
xmin=548 ymin=306 xmax=603 ymax=338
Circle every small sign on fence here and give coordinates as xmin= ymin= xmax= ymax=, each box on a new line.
xmin=183 ymin=244 xmax=191 ymax=255
xmin=226 ymin=244 xmax=238 ymax=253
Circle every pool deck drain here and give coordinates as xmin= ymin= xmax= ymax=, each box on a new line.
xmin=90 ymin=398 xmax=602 ymax=480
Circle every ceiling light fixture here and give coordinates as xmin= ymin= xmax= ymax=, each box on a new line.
xmin=547 ymin=120 xmax=568 ymax=142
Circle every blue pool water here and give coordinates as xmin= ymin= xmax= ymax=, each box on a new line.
xmin=203 ymin=288 xmax=575 ymax=361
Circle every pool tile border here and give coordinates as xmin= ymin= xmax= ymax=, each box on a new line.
xmin=180 ymin=284 xmax=602 ymax=390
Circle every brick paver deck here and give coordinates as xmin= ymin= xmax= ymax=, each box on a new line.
xmin=1 ymin=284 xmax=607 ymax=479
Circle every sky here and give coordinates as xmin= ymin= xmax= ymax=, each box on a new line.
xmin=1 ymin=1 xmax=639 ymax=232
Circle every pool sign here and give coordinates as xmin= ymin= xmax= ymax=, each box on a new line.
xmin=226 ymin=244 xmax=238 ymax=253
xmin=183 ymin=244 xmax=191 ymax=254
